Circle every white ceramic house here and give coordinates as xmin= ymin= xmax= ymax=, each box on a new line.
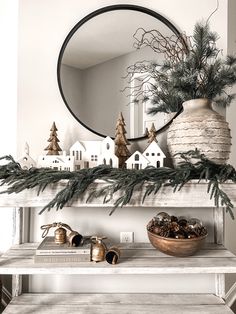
xmin=98 ymin=136 xmax=119 ymax=168
xmin=69 ymin=137 xmax=118 ymax=169
xmin=126 ymin=141 xmax=166 ymax=170
xmin=142 ymin=141 xmax=166 ymax=167
xmin=37 ymin=152 xmax=75 ymax=171
xmin=38 ymin=136 xmax=119 ymax=171
xmin=18 ymin=143 xmax=37 ymax=170
xmin=69 ymin=140 xmax=101 ymax=170
xmin=125 ymin=151 xmax=150 ymax=170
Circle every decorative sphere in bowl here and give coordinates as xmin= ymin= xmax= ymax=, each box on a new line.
xmin=147 ymin=229 xmax=207 ymax=257
xmin=147 ymin=212 xmax=208 ymax=257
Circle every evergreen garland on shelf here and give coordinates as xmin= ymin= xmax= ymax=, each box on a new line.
xmin=0 ymin=150 xmax=236 ymax=218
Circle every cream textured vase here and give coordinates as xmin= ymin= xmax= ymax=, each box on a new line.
xmin=167 ymin=98 xmax=231 ymax=166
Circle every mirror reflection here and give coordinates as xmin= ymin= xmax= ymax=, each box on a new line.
xmin=58 ymin=7 xmax=180 ymax=139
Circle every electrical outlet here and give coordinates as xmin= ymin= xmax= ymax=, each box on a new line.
xmin=120 ymin=232 xmax=134 ymax=243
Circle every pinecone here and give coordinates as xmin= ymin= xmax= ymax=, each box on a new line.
xmin=169 ymin=222 xmax=180 ymax=232
xmin=159 ymin=225 xmax=170 ymax=238
xmin=147 ymin=219 xmax=155 ymax=231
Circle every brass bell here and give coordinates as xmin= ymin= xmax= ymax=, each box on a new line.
xmin=91 ymin=236 xmax=107 ymax=262
xmin=105 ymin=246 xmax=120 ymax=265
xmin=67 ymin=231 xmax=83 ymax=247
xmin=54 ymin=227 xmax=67 ymax=244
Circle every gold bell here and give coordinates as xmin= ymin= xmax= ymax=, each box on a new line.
xmin=91 ymin=236 xmax=107 ymax=262
xmin=67 ymin=231 xmax=83 ymax=247
xmin=54 ymin=227 xmax=67 ymax=244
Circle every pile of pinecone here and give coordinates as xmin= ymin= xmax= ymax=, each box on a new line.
xmin=147 ymin=212 xmax=207 ymax=239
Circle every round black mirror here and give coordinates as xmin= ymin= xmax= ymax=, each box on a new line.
xmin=57 ymin=5 xmax=183 ymax=140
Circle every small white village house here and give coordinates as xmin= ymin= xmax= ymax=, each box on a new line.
xmin=37 ymin=152 xmax=75 ymax=171
xmin=125 ymin=151 xmax=150 ymax=170
xmin=126 ymin=141 xmax=166 ymax=170
xmin=18 ymin=143 xmax=37 ymax=170
xmin=143 ymin=141 xmax=166 ymax=168
xmin=37 ymin=136 xmax=119 ymax=170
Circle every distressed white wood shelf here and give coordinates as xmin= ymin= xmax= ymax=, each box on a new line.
xmin=2 ymin=293 xmax=234 ymax=314
xmin=0 ymin=182 xmax=235 ymax=312
xmin=0 ymin=181 xmax=235 ymax=208
xmin=1 ymin=242 xmax=236 ymax=275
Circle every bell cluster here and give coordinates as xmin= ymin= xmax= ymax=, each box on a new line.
xmin=147 ymin=212 xmax=207 ymax=239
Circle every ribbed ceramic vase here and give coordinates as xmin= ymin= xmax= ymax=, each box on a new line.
xmin=167 ymin=98 xmax=231 ymax=166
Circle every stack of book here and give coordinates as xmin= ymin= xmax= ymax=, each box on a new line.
xmin=34 ymin=236 xmax=91 ymax=263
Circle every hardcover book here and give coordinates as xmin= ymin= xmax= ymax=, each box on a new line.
xmin=35 ymin=236 xmax=91 ymax=255
xmin=34 ymin=236 xmax=91 ymax=263
xmin=34 ymin=254 xmax=90 ymax=263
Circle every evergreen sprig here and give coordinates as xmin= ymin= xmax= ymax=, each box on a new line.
xmin=0 ymin=151 xmax=236 ymax=217
xmin=123 ymin=22 xmax=236 ymax=114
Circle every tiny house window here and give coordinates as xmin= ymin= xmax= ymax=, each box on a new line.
xmin=135 ymin=154 xmax=139 ymax=161
xmin=106 ymin=143 xmax=110 ymax=150
xmin=91 ymin=155 xmax=98 ymax=161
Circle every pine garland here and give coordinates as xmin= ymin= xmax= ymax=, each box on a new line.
xmin=0 ymin=151 xmax=236 ymax=217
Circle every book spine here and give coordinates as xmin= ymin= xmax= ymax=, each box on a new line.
xmin=34 ymin=254 xmax=91 ymax=263
xmin=35 ymin=249 xmax=90 ymax=256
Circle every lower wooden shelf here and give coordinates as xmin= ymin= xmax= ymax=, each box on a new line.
xmin=2 ymin=293 xmax=234 ymax=313
xmin=1 ymin=242 xmax=236 ymax=275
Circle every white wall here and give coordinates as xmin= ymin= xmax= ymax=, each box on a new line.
xmin=17 ymin=0 xmax=228 ymax=159
xmin=0 ymin=0 xmax=18 ymax=254
xmin=16 ymin=0 xmax=233 ymax=295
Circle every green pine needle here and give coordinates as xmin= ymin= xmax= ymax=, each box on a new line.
xmin=0 ymin=151 xmax=235 ymax=217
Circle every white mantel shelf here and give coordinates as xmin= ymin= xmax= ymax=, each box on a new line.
xmin=0 ymin=181 xmax=235 ymax=208
xmin=1 ymin=242 xmax=236 ymax=275
xmin=2 ymin=293 xmax=234 ymax=314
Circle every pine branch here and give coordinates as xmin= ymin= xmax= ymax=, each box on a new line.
xmin=0 ymin=152 xmax=235 ymax=217
xmin=122 ymin=22 xmax=236 ymax=113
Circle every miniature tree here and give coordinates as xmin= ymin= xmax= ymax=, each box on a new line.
xmin=44 ymin=122 xmax=62 ymax=155
xmin=147 ymin=123 xmax=158 ymax=143
xmin=114 ymin=112 xmax=130 ymax=168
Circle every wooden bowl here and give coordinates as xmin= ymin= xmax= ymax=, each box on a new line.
xmin=147 ymin=229 xmax=207 ymax=257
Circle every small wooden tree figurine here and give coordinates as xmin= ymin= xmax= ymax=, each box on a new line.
xmin=147 ymin=123 xmax=158 ymax=143
xmin=114 ymin=112 xmax=130 ymax=168
xmin=44 ymin=122 xmax=62 ymax=155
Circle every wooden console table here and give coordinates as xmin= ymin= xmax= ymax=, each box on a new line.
xmin=0 ymin=181 xmax=236 ymax=313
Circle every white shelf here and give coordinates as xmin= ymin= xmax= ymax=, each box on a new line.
xmin=2 ymin=293 xmax=234 ymax=314
xmin=0 ymin=182 xmax=235 ymax=312
xmin=1 ymin=242 xmax=236 ymax=275
xmin=0 ymin=181 xmax=235 ymax=208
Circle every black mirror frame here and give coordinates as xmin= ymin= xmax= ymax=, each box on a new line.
xmin=57 ymin=4 xmax=186 ymax=141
